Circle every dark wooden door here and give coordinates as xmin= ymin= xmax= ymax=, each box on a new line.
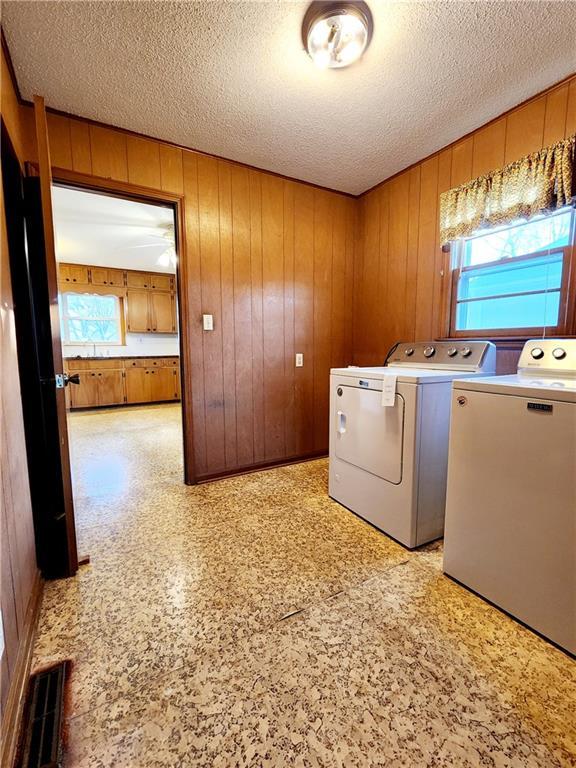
xmin=30 ymin=95 xmax=78 ymax=576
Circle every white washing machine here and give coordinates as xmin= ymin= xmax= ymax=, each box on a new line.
xmin=329 ymin=341 xmax=496 ymax=548
xmin=444 ymin=339 xmax=576 ymax=655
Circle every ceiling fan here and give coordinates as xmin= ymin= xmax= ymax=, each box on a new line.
xmin=121 ymin=229 xmax=177 ymax=268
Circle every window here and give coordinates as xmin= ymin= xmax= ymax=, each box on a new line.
xmin=449 ymin=208 xmax=575 ymax=336
xmin=60 ymin=293 xmax=122 ymax=344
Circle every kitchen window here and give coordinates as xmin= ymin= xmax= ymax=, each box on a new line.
xmin=448 ymin=207 xmax=575 ymax=336
xmin=60 ymin=292 xmax=123 ymax=344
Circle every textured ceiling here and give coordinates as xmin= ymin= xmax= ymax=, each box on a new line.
xmin=53 ymin=186 xmax=176 ymax=273
xmin=3 ymin=1 xmax=576 ymax=195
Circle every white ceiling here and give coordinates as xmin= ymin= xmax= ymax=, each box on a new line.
xmin=52 ymin=185 xmax=176 ymax=273
xmin=4 ymin=1 xmax=576 ymax=195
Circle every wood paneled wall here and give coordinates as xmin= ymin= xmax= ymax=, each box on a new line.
xmin=38 ymin=110 xmax=357 ymax=479
xmin=353 ymin=75 xmax=576 ymax=370
xmin=0 ymin=42 xmax=40 ymax=760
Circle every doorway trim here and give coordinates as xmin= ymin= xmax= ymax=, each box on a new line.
xmin=50 ymin=167 xmax=196 ymax=485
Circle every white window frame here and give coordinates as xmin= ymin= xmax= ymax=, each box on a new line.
xmin=448 ymin=207 xmax=576 ymax=338
xmin=60 ymin=292 xmax=123 ymax=346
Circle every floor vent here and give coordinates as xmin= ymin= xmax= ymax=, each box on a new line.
xmin=17 ymin=662 xmax=67 ymax=768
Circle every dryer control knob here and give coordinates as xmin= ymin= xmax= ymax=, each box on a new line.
xmin=423 ymin=346 xmax=435 ymax=358
xmin=552 ymin=347 xmax=566 ymax=360
xmin=531 ymin=347 xmax=545 ymax=359
xmin=404 ymin=347 xmax=415 ymax=356
xmin=447 ymin=347 xmax=458 ymax=357
xmin=460 ymin=346 xmax=472 ymax=357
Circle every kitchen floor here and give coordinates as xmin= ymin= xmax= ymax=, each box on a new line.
xmin=32 ymin=404 xmax=575 ymax=767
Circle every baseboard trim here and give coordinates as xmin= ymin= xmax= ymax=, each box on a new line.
xmin=1 ymin=571 xmax=43 ymax=768
xmin=195 ymin=451 xmax=328 ymax=484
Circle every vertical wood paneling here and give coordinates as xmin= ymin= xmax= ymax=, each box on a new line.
xmin=249 ymin=171 xmax=265 ymax=464
xmin=343 ymin=199 xmax=356 ymax=360
xmin=312 ymin=190 xmax=333 ymax=451
xmin=197 ymin=155 xmax=226 ymax=472
xmin=504 ymin=96 xmax=546 ymax=163
xmin=46 ymin=113 xmax=72 ymax=169
xmin=159 ymin=144 xmax=184 ymax=194
xmin=182 ymin=151 xmax=207 ymax=475
xmin=127 ymin=136 xmax=161 ymax=189
xmin=451 ymin=137 xmax=473 ymax=187
xmin=261 ymin=175 xmax=285 ymax=460
xmin=283 ymin=182 xmax=296 ymax=458
xmin=293 ymin=185 xmax=315 ymax=455
xmin=405 ymin=165 xmax=421 ymax=341
xmin=230 ymin=165 xmax=254 ymax=467
xmin=414 ymin=155 xmax=439 ymax=341
xmin=330 ymin=195 xmax=347 ymax=370
xmin=89 ymin=125 xmax=128 ymax=181
xmin=70 ymin=121 xmax=92 ymax=174
xmin=218 ymin=161 xmax=237 ymax=469
xmin=377 ymin=186 xmax=390 ymax=356
xmin=471 ymin=118 xmax=506 ymax=178
xmin=543 ymin=85 xmax=569 ymax=145
xmin=565 ymin=79 xmax=576 ymax=136
xmin=432 ymin=149 xmax=452 ymax=335
xmin=386 ymin=173 xmax=409 ymax=351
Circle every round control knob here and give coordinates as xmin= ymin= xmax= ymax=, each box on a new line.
xmin=447 ymin=347 xmax=458 ymax=357
xmin=552 ymin=347 xmax=566 ymax=360
xmin=404 ymin=347 xmax=415 ymax=356
xmin=460 ymin=346 xmax=472 ymax=357
xmin=423 ymin=346 xmax=435 ymax=358
xmin=531 ymin=347 xmax=545 ymax=360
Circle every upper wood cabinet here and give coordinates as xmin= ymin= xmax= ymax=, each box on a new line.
xmin=90 ymin=267 xmax=125 ymax=287
xmin=125 ymin=270 xmax=174 ymax=291
xmin=126 ymin=289 xmax=151 ymax=333
xmin=150 ymin=291 xmax=176 ymax=333
xmin=126 ymin=289 xmax=176 ymax=334
xmin=59 ymin=263 xmax=89 ymax=285
xmin=58 ymin=263 xmax=174 ymax=293
xmin=149 ymin=273 xmax=173 ymax=291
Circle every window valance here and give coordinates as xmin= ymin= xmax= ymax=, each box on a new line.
xmin=439 ymin=134 xmax=575 ymax=245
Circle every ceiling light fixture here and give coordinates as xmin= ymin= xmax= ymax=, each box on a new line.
xmin=302 ymin=1 xmax=373 ymax=69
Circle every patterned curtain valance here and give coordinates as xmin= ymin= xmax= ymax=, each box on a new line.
xmin=439 ymin=134 xmax=576 ymax=245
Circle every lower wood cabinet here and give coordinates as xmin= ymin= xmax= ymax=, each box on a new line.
xmin=66 ymin=358 xmax=180 ymax=409
xmin=125 ymin=366 xmax=180 ymax=404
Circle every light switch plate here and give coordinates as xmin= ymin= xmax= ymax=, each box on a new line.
xmin=202 ymin=314 xmax=214 ymax=331
xmin=295 ymin=353 xmax=303 ymax=367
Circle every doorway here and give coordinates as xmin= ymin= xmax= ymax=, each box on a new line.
xmin=51 ymin=184 xmax=186 ymax=531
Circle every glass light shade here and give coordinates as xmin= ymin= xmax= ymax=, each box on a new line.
xmin=306 ymin=7 xmax=370 ymax=69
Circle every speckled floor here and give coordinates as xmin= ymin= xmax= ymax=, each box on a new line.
xmin=32 ymin=404 xmax=575 ymax=767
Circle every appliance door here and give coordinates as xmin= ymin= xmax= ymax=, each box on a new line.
xmin=444 ymin=389 xmax=575 ymax=654
xmin=334 ymin=384 xmax=404 ymax=484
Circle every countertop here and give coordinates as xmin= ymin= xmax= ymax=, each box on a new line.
xmin=64 ymin=355 xmax=179 ymax=361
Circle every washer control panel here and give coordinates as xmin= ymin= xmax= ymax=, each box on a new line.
xmin=518 ymin=339 xmax=576 ymax=375
xmin=387 ymin=341 xmax=496 ymax=372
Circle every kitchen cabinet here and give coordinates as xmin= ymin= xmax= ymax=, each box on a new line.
xmin=65 ymin=357 xmax=180 ymax=409
xmin=59 ymin=263 xmax=89 ymax=285
xmin=126 ymin=366 xmax=180 ymax=403
xmin=125 ymin=367 xmax=150 ymax=403
xmin=90 ymin=267 xmax=125 ymax=287
xmin=149 ymin=291 xmax=176 ymax=333
xmin=152 ymin=367 xmax=179 ymax=401
xmin=69 ymin=367 xmax=125 ymax=408
xmin=58 ymin=263 xmax=177 ymax=336
xmin=126 ymin=289 xmax=176 ymax=334
xmin=126 ymin=270 xmax=174 ymax=291
xmin=126 ymin=289 xmax=151 ymax=332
